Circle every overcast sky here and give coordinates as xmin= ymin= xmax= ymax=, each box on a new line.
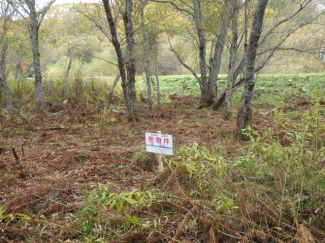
xmin=54 ymin=0 xmax=99 ymax=3
xmin=34 ymin=0 xmax=99 ymax=5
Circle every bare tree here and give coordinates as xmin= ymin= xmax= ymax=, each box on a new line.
xmin=237 ymin=0 xmax=268 ymax=130
xmin=141 ymin=0 xmax=153 ymax=110
xmin=0 ymin=0 xmax=15 ymax=114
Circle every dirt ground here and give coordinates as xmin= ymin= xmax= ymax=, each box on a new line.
xmin=0 ymin=97 xmax=319 ymax=242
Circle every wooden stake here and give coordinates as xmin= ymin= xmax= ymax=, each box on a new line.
xmin=156 ymin=131 xmax=163 ymax=172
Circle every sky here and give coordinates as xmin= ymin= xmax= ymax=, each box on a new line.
xmin=37 ymin=0 xmax=99 ymax=4
xmin=54 ymin=0 xmax=98 ymax=3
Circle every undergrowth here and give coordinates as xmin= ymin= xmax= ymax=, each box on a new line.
xmin=71 ymin=98 xmax=324 ymax=242
xmin=0 ymin=78 xmax=324 ymax=242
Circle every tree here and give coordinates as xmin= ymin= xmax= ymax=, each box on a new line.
xmin=0 ymin=0 xmax=15 ymax=114
xmin=102 ymin=0 xmax=135 ymax=121
xmin=224 ymin=0 xmax=240 ymax=119
xmin=151 ymin=0 xmax=231 ymax=107
xmin=237 ymin=0 xmax=269 ymax=130
xmin=14 ymin=0 xmax=56 ymax=112
xmin=140 ymin=0 xmax=153 ymax=110
xmin=214 ymin=0 xmax=321 ymax=116
xmin=123 ymin=0 xmax=137 ymax=116
xmin=207 ymin=1 xmax=232 ymax=105
xmin=64 ymin=46 xmax=73 ymax=98
xmin=142 ymin=2 xmax=165 ymax=109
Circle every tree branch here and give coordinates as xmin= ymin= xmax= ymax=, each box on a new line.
xmin=166 ymin=33 xmax=200 ymax=83
xmin=73 ymin=45 xmax=118 ymax=67
xmin=38 ymin=0 xmax=56 ymax=26
xmin=256 ymin=10 xmax=325 ymax=72
xmin=259 ymin=0 xmax=312 ymax=46
xmin=150 ymin=0 xmax=193 ymax=16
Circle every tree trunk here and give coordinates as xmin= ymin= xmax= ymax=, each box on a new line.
xmin=154 ymin=56 xmax=161 ymax=110
xmin=107 ymin=74 xmax=120 ymax=109
xmin=141 ymin=0 xmax=153 ymax=111
xmin=208 ymin=2 xmax=231 ymax=104
xmin=0 ymin=39 xmax=14 ymax=114
xmin=192 ymin=0 xmax=208 ymax=107
xmin=14 ymin=58 xmax=22 ymax=81
xmin=123 ymin=0 xmax=137 ymax=116
xmin=212 ymin=54 xmax=245 ymax=110
xmin=29 ymin=6 xmax=44 ymax=112
xmin=102 ymin=0 xmax=133 ymax=121
xmin=237 ymin=0 xmax=269 ymax=130
xmin=65 ymin=50 xmax=72 ymax=98
xmin=153 ymin=39 xmax=161 ymax=110
xmin=225 ymin=0 xmax=240 ymax=119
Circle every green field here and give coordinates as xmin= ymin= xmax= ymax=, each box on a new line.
xmin=138 ymin=73 xmax=325 ymax=105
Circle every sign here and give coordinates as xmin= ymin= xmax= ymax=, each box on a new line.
xmin=145 ymin=133 xmax=173 ymax=155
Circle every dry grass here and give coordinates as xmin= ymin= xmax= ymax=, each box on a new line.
xmin=0 ymin=96 xmax=324 ymax=242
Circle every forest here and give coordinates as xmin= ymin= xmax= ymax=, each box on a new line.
xmin=0 ymin=0 xmax=325 ymax=242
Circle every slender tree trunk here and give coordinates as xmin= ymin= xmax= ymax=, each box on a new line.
xmin=238 ymin=0 xmax=269 ymax=130
xmin=243 ymin=0 xmax=249 ymax=79
xmin=0 ymin=39 xmax=14 ymax=114
xmin=29 ymin=7 xmax=44 ymax=112
xmin=192 ymin=0 xmax=208 ymax=106
xmin=65 ymin=50 xmax=72 ymax=98
xmin=102 ymin=0 xmax=133 ymax=121
xmin=141 ymin=0 xmax=153 ymax=110
xmin=153 ymin=39 xmax=161 ymax=109
xmin=225 ymin=0 xmax=240 ymax=119
xmin=123 ymin=0 xmax=137 ymax=115
xmin=154 ymin=61 xmax=161 ymax=110
xmin=14 ymin=58 xmax=22 ymax=81
xmin=107 ymin=74 xmax=120 ymax=109
xmin=212 ymin=46 xmax=245 ymax=110
xmin=208 ymin=2 xmax=231 ymax=104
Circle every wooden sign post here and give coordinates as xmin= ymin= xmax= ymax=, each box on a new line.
xmin=145 ymin=132 xmax=173 ymax=173
xmin=156 ymin=131 xmax=163 ymax=172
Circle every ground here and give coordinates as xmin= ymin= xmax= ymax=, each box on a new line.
xmin=1 ymin=74 xmax=325 ymax=242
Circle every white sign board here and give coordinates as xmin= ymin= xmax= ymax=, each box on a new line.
xmin=145 ymin=133 xmax=173 ymax=155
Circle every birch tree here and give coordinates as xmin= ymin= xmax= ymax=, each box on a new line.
xmin=207 ymin=2 xmax=232 ymax=105
xmin=151 ymin=0 xmax=231 ymax=107
xmin=214 ymin=0 xmax=319 ymax=117
xmin=0 ymin=0 xmax=15 ymax=114
xmin=101 ymin=0 xmax=135 ymax=121
xmin=123 ymin=0 xmax=137 ymax=116
xmin=140 ymin=0 xmax=153 ymax=110
xmin=13 ymin=0 xmax=56 ymax=112
xmin=224 ymin=0 xmax=240 ymax=119
xmin=237 ymin=0 xmax=269 ymax=130
xmin=64 ymin=46 xmax=73 ymax=98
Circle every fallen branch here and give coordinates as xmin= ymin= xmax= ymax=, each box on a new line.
xmin=11 ymin=147 xmax=26 ymax=179
xmin=34 ymin=127 xmax=65 ymax=131
xmin=111 ymin=109 xmax=126 ymax=115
